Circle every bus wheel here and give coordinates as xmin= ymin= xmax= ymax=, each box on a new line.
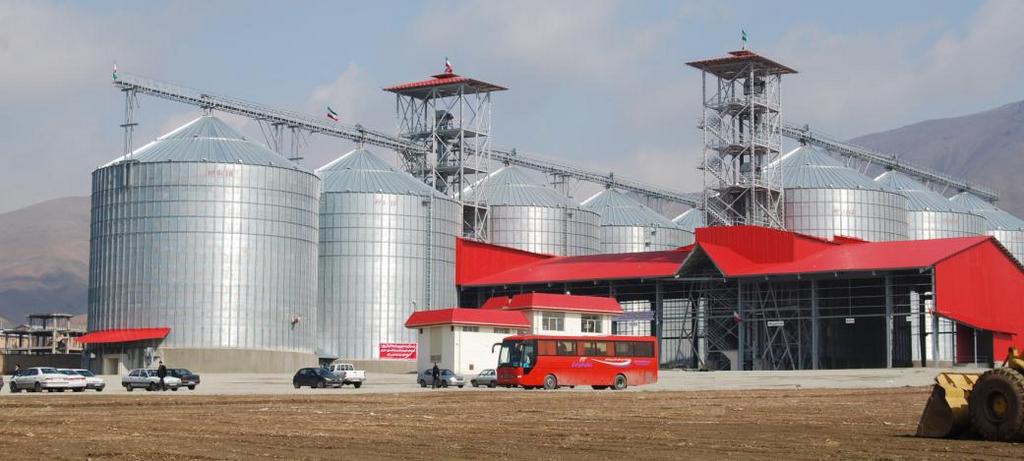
xmin=612 ymin=374 xmax=627 ymax=390
xmin=543 ymin=375 xmax=558 ymax=390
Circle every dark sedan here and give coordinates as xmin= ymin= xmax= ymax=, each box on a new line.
xmin=293 ymin=367 xmax=342 ymax=389
xmin=168 ymin=368 xmax=200 ymax=390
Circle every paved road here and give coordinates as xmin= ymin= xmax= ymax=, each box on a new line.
xmin=1 ymin=367 xmax=975 ymax=396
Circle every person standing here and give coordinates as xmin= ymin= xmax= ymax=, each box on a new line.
xmin=157 ymin=361 xmax=168 ymax=391
xmin=431 ymin=362 xmax=440 ymax=389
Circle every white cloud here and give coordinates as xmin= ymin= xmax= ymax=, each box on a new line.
xmin=773 ymin=0 xmax=1024 ymax=137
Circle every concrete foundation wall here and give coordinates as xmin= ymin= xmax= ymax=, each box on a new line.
xmin=159 ymin=348 xmax=317 ymax=374
xmin=1 ymin=354 xmax=83 ymax=374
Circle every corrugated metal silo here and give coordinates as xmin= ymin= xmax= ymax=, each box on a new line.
xmin=874 ymin=171 xmax=986 ymax=239
xmin=672 ymin=208 xmax=706 ymax=235
xmin=463 ymin=166 xmax=600 ymax=255
xmin=950 ymin=192 xmax=1024 ymax=263
xmin=316 ymin=149 xmax=460 ymax=369
xmin=580 ymin=188 xmax=692 ymax=252
xmin=772 ymin=146 xmax=908 ymax=241
xmin=88 ymin=116 xmax=320 ymax=372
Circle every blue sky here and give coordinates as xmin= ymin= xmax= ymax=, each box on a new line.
xmin=1 ymin=0 xmax=1020 ymax=213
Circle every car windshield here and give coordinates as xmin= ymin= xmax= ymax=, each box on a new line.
xmin=441 ymin=369 xmax=454 ymax=376
xmin=40 ymin=368 xmax=58 ymax=374
xmin=58 ymin=369 xmax=76 ymax=375
xmin=498 ymin=340 xmax=536 ymax=369
xmin=317 ymin=369 xmax=332 ymax=377
xmin=75 ymin=370 xmax=95 ymax=377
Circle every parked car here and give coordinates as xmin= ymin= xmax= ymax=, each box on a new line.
xmin=122 ymin=368 xmax=181 ymax=391
xmin=70 ymin=369 xmax=105 ymax=392
xmin=167 ymin=368 xmax=200 ymax=390
xmin=56 ymin=369 xmax=88 ymax=392
xmin=9 ymin=367 xmax=70 ymax=393
xmin=293 ymin=367 xmax=342 ymax=389
xmin=471 ymin=369 xmax=498 ymax=388
xmin=327 ymin=363 xmax=365 ymax=388
xmin=418 ymin=368 xmax=465 ymax=388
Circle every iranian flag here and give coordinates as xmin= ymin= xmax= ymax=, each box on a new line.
xmin=326 ymin=106 xmax=339 ymax=122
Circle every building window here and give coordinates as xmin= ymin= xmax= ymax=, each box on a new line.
xmin=462 ymin=326 xmax=479 ymax=332
xmin=581 ymin=315 xmax=602 ymax=333
xmin=493 ymin=328 xmax=511 ymax=334
xmin=542 ymin=312 xmax=565 ymax=331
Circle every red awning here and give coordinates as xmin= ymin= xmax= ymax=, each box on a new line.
xmin=405 ymin=309 xmax=530 ymax=329
xmin=77 ymin=327 xmax=170 ymax=344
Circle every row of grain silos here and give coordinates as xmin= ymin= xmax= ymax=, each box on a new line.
xmin=86 ymin=116 xmax=695 ymax=374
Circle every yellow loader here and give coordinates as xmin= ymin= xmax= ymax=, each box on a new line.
xmin=917 ymin=347 xmax=1024 ymax=441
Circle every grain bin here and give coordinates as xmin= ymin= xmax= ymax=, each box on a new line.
xmin=581 ymin=188 xmax=692 ymax=252
xmin=771 ymin=146 xmax=908 ymax=241
xmin=316 ymin=149 xmax=460 ymax=371
xmin=950 ymin=192 xmax=1024 ymax=263
xmin=87 ymin=115 xmax=320 ymax=373
xmin=874 ymin=171 xmax=985 ymax=240
xmin=463 ymin=165 xmax=599 ymax=255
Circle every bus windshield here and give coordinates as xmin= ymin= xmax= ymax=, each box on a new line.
xmin=498 ymin=340 xmax=536 ymax=369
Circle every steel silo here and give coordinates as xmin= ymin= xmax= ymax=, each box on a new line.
xmin=672 ymin=208 xmax=706 ymax=236
xmin=950 ymin=192 xmax=1024 ymax=263
xmin=874 ymin=171 xmax=985 ymax=240
xmin=771 ymin=146 xmax=908 ymax=241
xmin=581 ymin=188 xmax=692 ymax=252
xmin=87 ymin=116 xmax=320 ymax=373
xmin=316 ymin=149 xmax=460 ymax=370
xmin=463 ymin=165 xmax=600 ymax=256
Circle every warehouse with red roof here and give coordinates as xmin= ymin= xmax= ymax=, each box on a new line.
xmin=455 ymin=225 xmax=1024 ymax=371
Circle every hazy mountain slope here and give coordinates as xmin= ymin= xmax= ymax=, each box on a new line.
xmin=850 ymin=101 xmax=1024 ymax=217
xmin=0 ymin=196 xmax=90 ymax=322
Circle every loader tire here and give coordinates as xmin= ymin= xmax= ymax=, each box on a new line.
xmin=969 ymin=368 xmax=1024 ymax=441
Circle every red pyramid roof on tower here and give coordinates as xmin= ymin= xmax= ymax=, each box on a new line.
xmin=383 ymin=73 xmax=506 ymax=98
xmin=686 ymin=49 xmax=797 ymax=77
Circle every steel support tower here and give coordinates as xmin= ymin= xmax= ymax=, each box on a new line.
xmin=384 ymin=69 xmax=506 ymax=241
xmin=688 ymin=50 xmax=797 ymax=228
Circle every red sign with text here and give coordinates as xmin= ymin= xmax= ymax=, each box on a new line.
xmin=379 ymin=343 xmax=417 ymax=360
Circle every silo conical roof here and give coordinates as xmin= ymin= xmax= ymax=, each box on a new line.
xmin=581 ymin=189 xmax=677 ymax=227
xmin=951 ymin=192 xmax=1024 ymax=231
xmin=772 ymin=146 xmax=884 ymax=190
xmin=318 ymin=148 xmax=448 ymax=198
xmin=672 ymin=208 xmax=705 ymax=232
xmin=102 ymin=115 xmax=300 ymax=168
xmin=874 ymin=171 xmax=969 ymax=212
xmin=463 ymin=165 xmax=579 ymax=207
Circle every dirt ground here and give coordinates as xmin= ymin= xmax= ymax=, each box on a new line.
xmin=0 ymin=387 xmax=1018 ymax=460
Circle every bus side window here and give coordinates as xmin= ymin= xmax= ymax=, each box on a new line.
xmin=615 ymin=341 xmax=633 ymax=357
xmin=585 ymin=341 xmax=609 ymax=356
xmin=556 ymin=340 xmax=577 ymax=356
xmin=538 ymin=340 xmax=556 ymax=356
xmin=632 ymin=341 xmax=654 ymax=357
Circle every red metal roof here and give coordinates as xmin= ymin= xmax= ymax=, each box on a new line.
xmin=462 ymin=247 xmax=692 ymax=287
xmin=686 ymin=49 xmax=798 ymax=77
xmin=404 ymin=308 xmax=530 ymax=329
xmin=705 ymin=236 xmax=994 ymax=277
xmin=482 ymin=293 xmax=622 ymax=314
xmin=77 ymin=327 xmax=170 ymax=344
xmin=456 ymin=238 xmax=553 ymax=286
xmin=383 ymin=73 xmax=507 ymax=97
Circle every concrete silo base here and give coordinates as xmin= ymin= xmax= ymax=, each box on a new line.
xmin=160 ymin=348 xmax=317 ymax=373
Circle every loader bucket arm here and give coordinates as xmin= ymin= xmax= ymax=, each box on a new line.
xmin=916 ymin=372 xmax=981 ymax=438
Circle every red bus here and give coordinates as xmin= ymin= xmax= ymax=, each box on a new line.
xmin=495 ymin=335 xmax=658 ymax=390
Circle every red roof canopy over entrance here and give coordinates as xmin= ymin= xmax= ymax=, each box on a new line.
xmin=77 ymin=328 xmax=170 ymax=344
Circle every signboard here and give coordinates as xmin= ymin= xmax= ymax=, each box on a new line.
xmin=615 ymin=311 xmax=654 ymax=322
xmin=766 ymin=320 xmax=785 ymax=328
xmin=379 ymin=343 xmax=417 ymax=360
xmin=845 ymin=317 xmax=856 ymax=325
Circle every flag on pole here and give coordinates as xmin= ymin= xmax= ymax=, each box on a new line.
xmin=326 ymin=106 xmax=339 ymax=122
xmin=741 ymin=30 xmax=748 ymax=49
xmin=112 ymin=63 xmax=118 ymax=81
xmin=443 ymin=57 xmax=453 ymax=74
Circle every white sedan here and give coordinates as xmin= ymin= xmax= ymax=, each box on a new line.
xmin=9 ymin=367 xmax=70 ymax=393
xmin=122 ymin=369 xmax=181 ymax=391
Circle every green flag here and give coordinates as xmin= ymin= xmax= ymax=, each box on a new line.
xmin=742 ymin=30 xmax=748 ymax=43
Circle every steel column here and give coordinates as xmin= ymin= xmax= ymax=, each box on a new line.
xmin=884 ymin=275 xmax=893 ymax=369
xmin=811 ymin=279 xmax=819 ymax=370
